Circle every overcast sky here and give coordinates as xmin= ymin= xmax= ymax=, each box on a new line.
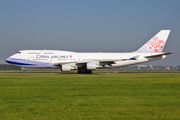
xmin=0 ymin=0 xmax=179 ymax=66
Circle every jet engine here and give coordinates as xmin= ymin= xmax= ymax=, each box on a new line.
xmin=86 ymin=63 xmax=98 ymax=70
xmin=61 ymin=65 xmax=72 ymax=71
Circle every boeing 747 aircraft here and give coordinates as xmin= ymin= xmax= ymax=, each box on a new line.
xmin=6 ymin=30 xmax=173 ymax=74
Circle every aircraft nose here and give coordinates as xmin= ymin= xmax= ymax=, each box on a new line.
xmin=6 ymin=57 xmax=11 ymax=64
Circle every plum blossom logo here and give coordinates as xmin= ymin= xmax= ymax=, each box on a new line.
xmin=70 ymin=55 xmax=72 ymax=58
xmin=147 ymin=37 xmax=164 ymax=52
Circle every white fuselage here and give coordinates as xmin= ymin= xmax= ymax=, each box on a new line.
xmin=5 ymin=30 xmax=172 ymax=73
xmin=6 ymin=50 xmax=165 ymax=70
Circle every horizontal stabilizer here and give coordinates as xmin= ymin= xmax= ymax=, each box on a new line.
xmin=144 ymin=52 xmax=173 ymax=58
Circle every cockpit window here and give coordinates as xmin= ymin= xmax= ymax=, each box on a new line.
xmin=17 ymin=52 xmax=21 ymax=54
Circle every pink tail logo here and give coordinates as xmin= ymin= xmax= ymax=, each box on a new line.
xmin=147 ymin=37 xmax=164 ymax=52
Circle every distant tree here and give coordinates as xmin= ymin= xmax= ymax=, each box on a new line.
xmin=0 ymin=64 xmax=21 ymax=70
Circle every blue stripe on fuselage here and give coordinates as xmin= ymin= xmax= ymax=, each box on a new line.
xmin=6 ymin=60 xmax=37 ymax=66
xmin=5 ymin=57 xmax=50 ymax=66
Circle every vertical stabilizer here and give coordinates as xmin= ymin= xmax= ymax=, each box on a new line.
xmin=136 ymin=30 xmax=170 ymax=53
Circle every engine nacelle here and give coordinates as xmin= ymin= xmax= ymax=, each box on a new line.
xmin=61 ymin=65 xmax=72 ymax=72
xmin=87 ymin=63 xmax=98 ymax=70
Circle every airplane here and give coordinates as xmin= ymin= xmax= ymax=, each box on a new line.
xmin=6 ymin=30 xmax=173 ymax=74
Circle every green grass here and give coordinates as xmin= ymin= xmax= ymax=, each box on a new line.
xmin=0 ymin=74 xmax=180 ymax=120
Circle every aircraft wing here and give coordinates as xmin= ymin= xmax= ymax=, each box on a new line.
xmin=54 ymin=57 xmax=139 ymax=66
xmin=144 ymin=52 xmax=173 ymax=58
xmin=100 ymin=59 xmax=123 ymax=64
xmin=54 ymin=60 xmax=98 ymax=66
xmin=99 ymin=58 xmax=136 ymax=66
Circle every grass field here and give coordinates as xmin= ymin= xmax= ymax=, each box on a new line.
xmin=0 ymin=74 xmax=180 ymax=120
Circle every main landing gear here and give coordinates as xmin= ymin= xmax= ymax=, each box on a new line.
xmin=77 ymin=66 xmax=92 ymax=74
xmin=78 ymin=70 xmax=92 ymax=74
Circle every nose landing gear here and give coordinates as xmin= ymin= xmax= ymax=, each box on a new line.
xmin=22 ymin=70 xmax=26 ymax=74
xmin=21 ymin=68 xmax=26 ymax=74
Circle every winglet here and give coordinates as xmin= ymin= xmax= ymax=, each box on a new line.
xmin=136 ymin=30 xmax=171 ymax=53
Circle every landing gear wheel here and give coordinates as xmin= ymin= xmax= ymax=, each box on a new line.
xmin=77 ymin=70 xmax=92 ymax=74
xmin=22 ymin=70 xmax=26 ymax=74
xmin=87 ymin=70 xmax=92 ymax=74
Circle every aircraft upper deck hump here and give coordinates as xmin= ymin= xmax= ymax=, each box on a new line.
xmin=136 ymin=30 xmax=171 ymax=53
